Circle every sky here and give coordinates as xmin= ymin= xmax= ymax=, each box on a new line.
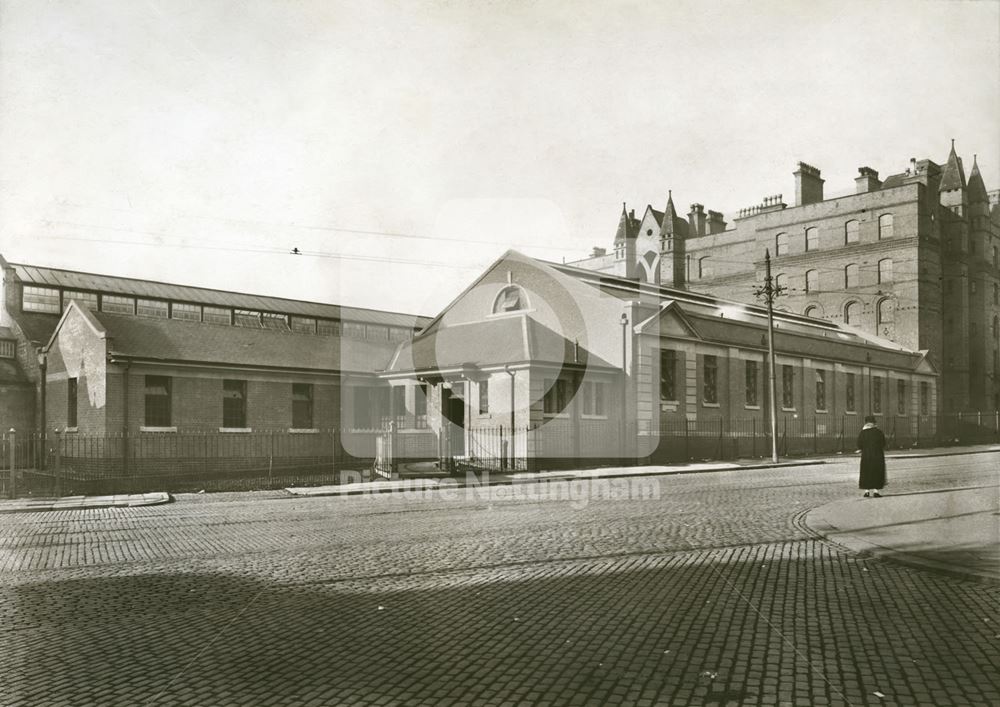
xmin=1 ymin=0 xmax=998 ymax=317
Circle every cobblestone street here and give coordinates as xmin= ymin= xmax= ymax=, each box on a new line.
xmin=2 ymin=455 xmax=998 ymax=706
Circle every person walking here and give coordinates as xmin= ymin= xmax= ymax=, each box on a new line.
xmin=857 ymin=414 xmax=886 ymax=497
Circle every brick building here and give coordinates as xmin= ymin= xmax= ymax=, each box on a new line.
xmin=0 ymin=254 xmax=430 ymax=449
xmin=573 ymin=142 xmax=999 ymax=414
xmin=382 ymin=251 xmax=937 ymax=467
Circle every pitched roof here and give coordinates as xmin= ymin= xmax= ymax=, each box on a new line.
xmin=82 ymin=310 xmax=398 ymax=374
xmin=939 ymin=141 xmax=967 ymax=192
xmin=967 ymin=156 xmax=989 ymax=202
xmin=10 ymin=262 xmax=431 ymax=329
xmin=385 ymin=316 xmax=616 ymax=374
xmin=613 ymin=203 xmax=640 ymax=241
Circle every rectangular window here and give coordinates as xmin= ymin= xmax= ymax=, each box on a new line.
xmin=203 ymin=306 xmax=231 ymax=325
xmin=222 ymin=380 xmax=247 ymax=428
xmin=101 ymin=295 xmax=136 ymax=315
xmin=896 ymin=380 xmax=906 ymax=415
xmin=22 ymin=286 xmax=62 ymax=313
xmin=63 ymin=290 xmax=98 ymax=310
xmin=233 ymin=310 xmax=261 ymax=328
xmin=815 ymin=370 xmax=827 ymax=411
xmin=415 ymin=383 xmax=428 ymax=428
xmin=919 ymin=381 xmax=928 ymax=415
xmin=343 ymin=322 xmax=366 ymax=339
xmin=660 ymin=350 xmax=677 ymax=401
xmin=873 ymin=377 xmax=883 ymax=414
xmin=316 ymin=319 xmax=341 ymax=336
xmin=582 ymin=381 xmax=606 ymax=416
xmin=144 ymin=376 xmax=172 ymax=427
xmin=781 ymin=364 xmax=794 ymax=409
xmin=0 ymin=339 xmax=15 ymax=358
xmin=745 ymin=360 xmax=759 ymax=406
xmin=703 ymin=355 xmax=718 ymax=405
xmin=292 ymin=383 xmax=313 ymax=429
xmin=136 ymin=299 xmax=169 ymax=319
xmin=366 ymin=324 xmax=389 ymax=341
xmin=352 ymin=388 xmax=372 ymax=428
xmin=291 ymin=317 xmax=317 ymax=334
xmin=543 ymin=379 xmax=569 ymax=416
xmin=478 ymin=379 xmax=490 ymax=415
xmin=171 ymin=302 xmax=201 ymax=322
xmin=846 ymin=373 xmax=856 ymax=412
xmin=67 ymin=377 xmax=78 ymax=428
xmin=261 ymin=312 xmax=289 ymax=330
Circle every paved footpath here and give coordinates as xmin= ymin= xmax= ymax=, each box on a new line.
xmin=0 ymin=451 xmax=997 ymax=706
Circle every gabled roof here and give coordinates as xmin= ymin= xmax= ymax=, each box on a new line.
xmin=9 ymin=261 xmax=431 ymax=328
xmin=939 ymin=140 xmax=967 ymax=192
xmin=49 ymin=308 xmax=398 ymax=374
xmin=385 ymin=315 xmax=616 ymax=375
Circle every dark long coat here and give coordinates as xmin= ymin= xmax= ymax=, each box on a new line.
xmin=857 ymin=425 xmax=887 ymax=489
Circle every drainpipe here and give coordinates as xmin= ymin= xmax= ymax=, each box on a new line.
xmin=122 ymin=359 xmax=131 ymax=478
xmin=37 ymin=352 xmax=47 ymax=470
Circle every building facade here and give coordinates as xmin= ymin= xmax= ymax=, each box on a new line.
xmin=0 ymin=254 xmax=430 ymax=449
xmin=573 ymin=142 xmax=1000 ymax=414
xmin=382 ymin=251 xmax=938 ymax=468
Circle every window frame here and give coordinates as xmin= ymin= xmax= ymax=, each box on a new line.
xmin=845 ymin=220 xmax=860 ymax=244
xmin=659 ymin=349 xmax=677 ymax=402
xmin=775 ymin=232 xmax=788 ymax=257
xmin=478 ymin=379 xmax=490 ymax=416
xmin=815 ymin=370 xmax=827 ymax=412
xmin=703 ymin=355 xmax=719 ymax=406
xmin=744 ymin=359 xmax=759 ymax=408
xmin=805 ymin=227 xmax=819 ymax=252
xmin=22 ymin=286 xmax=62 ymax=314
xmin=781 ymin=364 xmax=794 ymax=410
xmin=144 ymin=375 xmax=172 ymax=428
xmin=543 ymin=378 xmax=570 ymax=417
xmin=292 ymin=383 xmax=314 ymax=429
xmin=222 ymin=379 xmax=248 ymax=429
xmin=67 ymin=377 xmax=78 ymax=428
xmin=846 ymin=372 xmax=856 ymax=413
xmin=878 ymin=213 xmax=893 ymax=240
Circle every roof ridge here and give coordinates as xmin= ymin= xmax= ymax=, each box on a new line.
xmin=10 ymin=260 xmax=431 ymax=320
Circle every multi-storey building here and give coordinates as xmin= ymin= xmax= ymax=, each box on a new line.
xmin=573 ymin=142 xmax=1000 ymax=413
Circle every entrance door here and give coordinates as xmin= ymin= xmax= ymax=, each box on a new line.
xmin=442 ymin=385 xmax=466 ymax=457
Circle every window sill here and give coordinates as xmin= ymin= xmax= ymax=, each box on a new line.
xmin=219 ymin=427 xmax=252 ymax=433
xmin=781 ymin=407 xmax=796 ymax=412
xmin=702 ymin=402 xmax=720 ymax=408
xmin=580 ymin=414 xmax=609 ymax=420
xmin=140 ymin=426 xmax=177 ymax=433
xmin=815 ymin=409 xmax=828 ymax=415
xmin=845 ymin=410 xmax=857 ymax=415
xmin=744 ymin=405 xmax=761 ymax=410
xmin=62 ymin=427 xmax=79 ymax=434
xmin=543 ymin=413 xmax=571 ymax=420
xmin=288 ymin=428 xmax=318 ymax=434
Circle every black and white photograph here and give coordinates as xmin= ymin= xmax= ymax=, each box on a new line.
xmin=1 ymin=1 xmax=998 ymax=705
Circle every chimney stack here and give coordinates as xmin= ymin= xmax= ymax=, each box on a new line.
xmin=794 ymin=162 xmax=824 ymax=206
xmin=687 ymin=204 xmax=706 ymax=237
xmin=591 ymin=247 xmax=606 ymax=257
xmin=707 ymin=210 xmax=727 ymax=234
xmin=855 ymin=166 xmax=882 ymax=194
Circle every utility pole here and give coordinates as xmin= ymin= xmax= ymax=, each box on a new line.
xmin=754 ymin=249 xmax=786 ymax=463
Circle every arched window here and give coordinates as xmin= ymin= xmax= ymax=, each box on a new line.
xmin=993 ymin=315 xmax=999 ymax=339
xmin=844 ymin=301 xmax=859 ymax=325
xmin=845 ymin=220 xmax=860 ymax=244
xmin=877 ymin=298 xmax=894 ymax=326
xmin=698 ymin=256 xmax=711 ymax=279
xmin=774 ymin=273 xmax=786 ymax=292
xmin=805 ymin=270 xmax=819 ymax=293
xmin=993 ymin=283 xmax=999 ymax=305
xmin=492 ymin=285 xmax=527 ymax=314
xmin=878 ymin=214 xmax=893 ymax=239
xmin=804 ymin=305 xmax=819 ymax=318
xmin=805 ymin=227 xmax=819 ymax=252
xmin=775 ymin=233 xmax=788 ymax=256
xmin=878 ymin=258 xmax=893 ymax=283
xmin=844 ymin=263 xmax=859 ymax=288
